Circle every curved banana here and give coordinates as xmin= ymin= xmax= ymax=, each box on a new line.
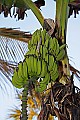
xmin=42 ymin=46 xmax=48 ymax=60
xmin=12 ymin=69 xmax=23 ymax=88
xmin=33 ymin=57 xmax=38 ymax=74
xmin=56 ymin=49 xmax=65 ymax=61
xmin=40 ymin=72 xmax=50 ymax=84
xmin=40 ymin=60 xmax=48 ymax=77
xmin=37 ymin=58 xmax=42 ymax=76
xmin=18 ymin=62 xmax=23 ymax=78
xmin=45 ymin=36 xmax=49 ymax=48
xmin=26 ymin=56 xmax=31 ymax=75
xmin=51 ymin=70 xmax=59 ymax=81
xmin=48 ymin=55 xmax=54 ymax=71
xmin=50 ymin=62 xmax=59 ymax=81
xmin=59 ymin=44 xmax=66 ymax=51
xmin=22 ymin=60 xmax=29 ymax=80
xmin=41 ymin=29 xmax=46 ymax=45
xmin=52 ymin=38 xmax=59 ymax=56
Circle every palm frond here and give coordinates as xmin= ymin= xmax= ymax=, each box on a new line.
xmin=0 ymin=28 xmax=30 ymax=84
xmin=0 ymin=0 xmax=45 ymax=21
xmin=8 ymin=107 xmax=21 ymax=120
xmin=68 ymin=1 xmax=80 ymax=18
xmin=0 ymin=59 xmax=16 ymax=80
xmin=0 ymin=28 xmax=32 ymax=43
xmin=0 ymin=32 xmax=29 ymax=63
xmin=70 ymin=64 xmax=80 ymax=80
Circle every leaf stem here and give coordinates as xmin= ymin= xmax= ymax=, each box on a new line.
xmin=23 ymin=0 xmax=44 ymax=26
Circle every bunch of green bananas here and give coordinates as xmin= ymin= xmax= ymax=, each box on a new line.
xmin=12 ymin=29 xmax=66 ymax=92
xmin=28 ymin=29 xmax=66 ymax=61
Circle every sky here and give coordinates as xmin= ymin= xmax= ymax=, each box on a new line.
xmin=0 ymin=0 xmax=80 ymax=120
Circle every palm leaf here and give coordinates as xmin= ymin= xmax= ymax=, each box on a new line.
xmin=8 ymin=107 xmax=21 ymax=120
xmin=0 ymin=28 xmax=31 ymax=62
xmin=0 ymin=0 xmax=44 ymax=25
xmin=0 ymin=28 xmax=31 ymax=86
xmin=68 ymin=0 xmax=80 ymax=18
xmin=0 ymin=59 xmax=16 ymax=78
xmin=0 ymin=28 xmax=32 ymax=43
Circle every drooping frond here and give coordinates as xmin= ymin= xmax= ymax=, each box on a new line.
xmin=0 ymin=28 xmax=32 ymax=43
xmin=8 ymin=108 xmax=21 ymax=120
xmin=0 ymin=30 xmax=29 ymax=82
xmin=70 ymin=64 xmax=80 ymax=79
xmin=54 ymin=0 xmax=80 ymax=18
xmin=0 ymin=59 xmax=16 ymax=81
xmin=0 ymin=0 xmax=45 ymax=25
xmin=0 ymin=36 xmax=28 ymax=63
xmin=68 ymin=0 xmax=80 ymax=18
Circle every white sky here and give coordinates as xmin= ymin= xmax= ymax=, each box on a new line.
xmin=0 ymin=0 xmax=80 ymax=119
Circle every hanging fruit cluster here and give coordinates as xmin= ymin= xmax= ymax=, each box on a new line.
xmin=12 ymin=29 xmax=66 ymax=92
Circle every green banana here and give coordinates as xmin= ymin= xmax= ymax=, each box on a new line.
xmin=52 ymin=38 xmax=59 ymax=56
xmin=45 ymin=36 xmax=49 ymax=48
xmin=36 ymin=84 xmax=47 ymax=93
xmin=28 ymin=35 xmax=34 ymax=49
xmin=50 ymin=62 xmax=59 ymax=81
xmin=56 ymin=49 xmax=65 ymax=61
xmin=12 ymin=69 xmax=23 ymax=88
xmin=30 ymin=36 xmax=35 ymax=47
xmin=27 ymin=47 xmax=36 ymax=56
xmin=48 ymin=55 xmax=54 ymax=71
xmin=39 ymin=72 xmax=50 ymax=92
xmin=22 ymin=60 xmax=29 ymax=80
xmin=33 ymin=57 xmax=38 ymax=74
xmin=37 ymin=29 xmax=41 ymax=44
xmin=59 ymin=44 xmax=66 ymax=51
xmin=25 ymin=50 xmax=31 ymax=56
xmin=37 ymin=58 xmax=42 ymax=76
xmin=29 ymin=30 xmax=38 ymax=48
xmin=28 ymin=42 xmax=31 ymax=50
xmin=29 ymin=55 xmax=35 ymax=76
xmin=51 ymin=70 xmax=59 ymax=81
xmin=40 ymin=45 xmax=43 ymax=57
xmin=17 ymin=62 xmax=23 ymax=78
xmin=17 ymin=75 xmax=24 ymax=87
xmin=33 ymin=34 xmax=38 ymax=46
xmin=40 ymin=72 xmax=50 ymax=84
xmin=44 ymin=51 xmax=49 ymax=63
xmin=49 ymin=37 xmax=54 ymax=50
xmin=35 ymin=48 xmax=39 ymax=57
xmin=41 ymin=29 xmax=46 ymax=45
xmin=31 ymin=48 xmax=36 ymax=55
xmin=42 ymin=46 xmax=48 ymax=60
xmin=40 ymin=60 xmax=48 ymax=77
xmin=52 ymin=62 xmax=58 ymax=73
xmin=17 ymin=62 xmax=26 ymax=86
xmin=26 ymin=56 xmax=31 ymax=75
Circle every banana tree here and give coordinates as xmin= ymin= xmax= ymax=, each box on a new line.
xmin=0 ymin=0 xmax=80 ymax=120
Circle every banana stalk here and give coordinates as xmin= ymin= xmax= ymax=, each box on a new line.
xmin=56 ymin=0 xmax=69 ymax=41
xmin=21 ymin=81 xmax=29 ymax=120
xmin=55 ymin=0 xmax=70 ymax=83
